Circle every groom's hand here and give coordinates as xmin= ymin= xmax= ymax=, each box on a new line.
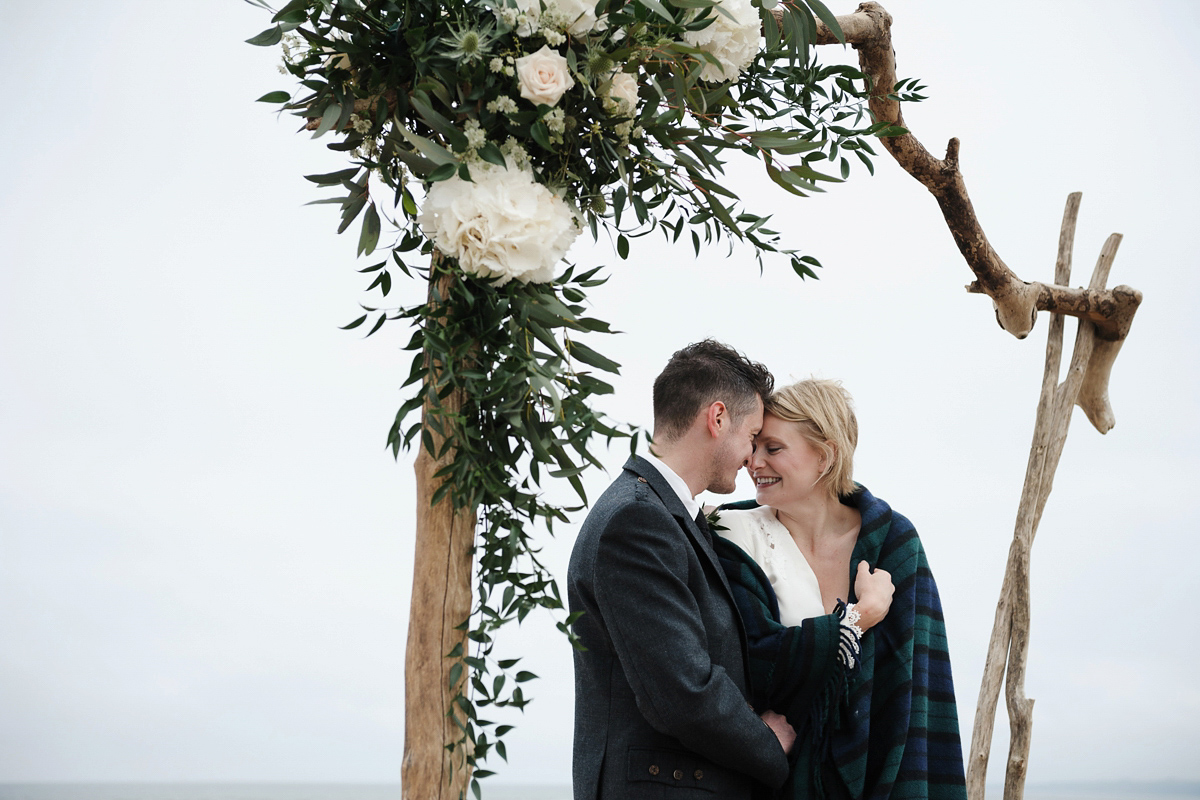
xmin=760 ymin=710 xmax=796 ymax=755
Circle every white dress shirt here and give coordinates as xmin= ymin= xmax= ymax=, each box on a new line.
xmin=640 ymin=451 xmax=702 ymax=521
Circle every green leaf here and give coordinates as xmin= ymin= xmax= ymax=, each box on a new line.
xmin=428 ymin=162 xmax=458 ymax=182
xmin=636 ymin=0 xmax=675 ymax=22
xmin=616 ymin=234 xmax=629 ymax=260
xmin=515 ymin=671 xmax=538 ymax=682
xmin=530 ymin=121 xmax=553 ymax=151
xmin=305 ymin=167 xmax=360 ymax=186
xmin=340 ymin=314 xmax=368 ymax=330
xmin=395 ymin=124 xmax=457 ymax=165
xmin=477 ymin=141 xmax=507 ymax=168
xmin=357 ymin=204 xmax=381 ymax=256
xmin=410 ymin=92 xmax=469 ymax=152
xmin=245 ymin=25 xmax=283 ymax=46
xmin=312 ymin=102 xmax=341 ymax=138
xmin=256 ymin=90 xmax=291 ymax=104
xmin=805 ymin=0 xmax=843 ymax=43
xmin=271 ymin=0 xmax=310 ymax=23
xmin=568 ymin=341 xmax=621 ymax=373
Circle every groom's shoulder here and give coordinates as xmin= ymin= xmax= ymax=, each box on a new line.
xmin=583 ymin=458 xmax=668 ymax=527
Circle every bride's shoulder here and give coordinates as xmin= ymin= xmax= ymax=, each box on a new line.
xmin=714 ymin=504 xmax=774 ymax=548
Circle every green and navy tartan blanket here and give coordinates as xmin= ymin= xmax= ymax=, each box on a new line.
xmin=715 ymin=485 xmax=967 ymax=800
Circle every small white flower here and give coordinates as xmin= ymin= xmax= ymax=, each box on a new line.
xmin=543 ymin=29 xmax=566 ymax=46
xmin=501 ymin=137 xmax=533 ymax=170
xmin=631 ymin=125 xmax=644 ymax=139
xmin=544 ymin=108 xmax=566 ymax=135
xmin=516 ymin=45 xmax=575 ymax=107
xmin=418 ymin=159 xmax=580 ymax=286
xmin=490 ymin=57 xmax=506 ymax=73
xmin=349 ymin=113 xmax=372 ymax=134
xmin=682 ymin=0 xmax=761 ymax=83
xmin=463 ymin=118 xmax=488 ymax=150
xmin=486 ymin=96 xmax=520 ymax=115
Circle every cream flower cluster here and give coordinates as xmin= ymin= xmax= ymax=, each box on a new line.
xmin=503 ymin=0 xmax=607 ymax=37
xmin=682 ymin=0 xmax=761 ymax=83
xmin=418 ymin=161 xmax=580 ymax=286
xmin=602 ymin=72 xmax=639 ymax=116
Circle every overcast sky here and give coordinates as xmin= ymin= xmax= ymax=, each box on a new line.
xmin=2 ymin=0 xmax=1198 ymax=789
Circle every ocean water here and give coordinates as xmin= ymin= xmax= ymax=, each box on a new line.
xmin=1 ymin=784 xmax=1197 ymax=800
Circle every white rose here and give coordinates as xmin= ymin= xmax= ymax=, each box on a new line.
xmin=515 ymin=45 xmax=576 ymax=107
xmin=604 ymin=72 xmax=639 ymax=116
xmin=681 ymin=0 xmax=761 ymax=83
xmin=418 ymin=161 xmax=580 ymax=286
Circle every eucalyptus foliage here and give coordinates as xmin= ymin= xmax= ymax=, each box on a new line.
xmin=248 ymin=0 xmax=905 ymax=790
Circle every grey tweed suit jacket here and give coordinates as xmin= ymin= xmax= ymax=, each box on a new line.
xmin=568 ymin=456 xmax=789 ymax=800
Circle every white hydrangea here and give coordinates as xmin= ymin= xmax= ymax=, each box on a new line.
xmin=681 ymin=0 xmax=761 ymax=83
xmin=418 ymin=160 xmax=580 ymax=286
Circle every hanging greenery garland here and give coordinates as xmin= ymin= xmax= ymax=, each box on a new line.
xmin=248 ymin=0 xmax=907 ymax=791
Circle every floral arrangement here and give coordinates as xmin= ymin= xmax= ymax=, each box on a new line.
xmin=249 ymin=0 xmax=904 ymax=790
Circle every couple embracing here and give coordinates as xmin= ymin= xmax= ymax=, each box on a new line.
xmin=568 ymin=341 xmax=968 ymax=800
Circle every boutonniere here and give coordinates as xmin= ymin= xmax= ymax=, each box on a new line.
xmin=706 ymin=508 xmax=726 ymax=533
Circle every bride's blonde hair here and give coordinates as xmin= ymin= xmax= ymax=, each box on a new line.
xmin=765 ymin=378 xmax=858 ymax=498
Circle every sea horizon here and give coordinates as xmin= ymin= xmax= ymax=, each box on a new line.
xmin=1 ymin=781 xmax=1199 ymax=800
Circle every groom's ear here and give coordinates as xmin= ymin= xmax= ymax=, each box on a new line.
xmin=704 ymin=401 xmax=728 ymax=438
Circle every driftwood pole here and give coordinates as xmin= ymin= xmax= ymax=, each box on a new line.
xmin=401 ymin=266 xmax=476 ymax=800
xmin=799 ymin=6 xmax=1144 ymax=798
xmin=967 ymin=201 xmax=1127 ymax=800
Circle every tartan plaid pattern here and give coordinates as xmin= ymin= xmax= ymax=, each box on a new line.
xmin=715 ymin=486 xmax=967 ymax=800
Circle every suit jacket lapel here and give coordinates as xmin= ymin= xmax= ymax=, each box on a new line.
xmin=623 ymin=456 xmax=737 ymax=600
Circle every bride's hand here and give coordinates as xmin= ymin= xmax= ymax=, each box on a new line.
xmin=852 ymin=561 xmax=894 ymax=630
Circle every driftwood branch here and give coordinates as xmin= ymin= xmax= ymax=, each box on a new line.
xmin=798 ymin=3 xmax=1143 ymax=351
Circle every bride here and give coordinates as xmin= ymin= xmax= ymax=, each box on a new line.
xmin=714 ymin=378 xmax=968 ymax=800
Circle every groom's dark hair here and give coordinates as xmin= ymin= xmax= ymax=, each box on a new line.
xmin=652 ymin=339 xmax=774 ymax=442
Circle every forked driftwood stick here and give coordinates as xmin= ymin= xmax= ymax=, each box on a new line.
xmin=967 ymin=196 xmax=1122 ymax=800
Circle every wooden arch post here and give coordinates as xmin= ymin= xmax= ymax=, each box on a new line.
xmin=401 ymin=265 xmax=476 ymax=800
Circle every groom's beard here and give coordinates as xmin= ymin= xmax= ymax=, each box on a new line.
xmin=705 ymin=439 xmax=743 ymax=495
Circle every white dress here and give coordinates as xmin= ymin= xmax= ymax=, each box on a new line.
xmin=717 ymin=505 xmax=826 ymax=627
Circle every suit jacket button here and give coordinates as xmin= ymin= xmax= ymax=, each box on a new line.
xmin=673 ymin=769 xmax=683 ymax=780
xmin=694 ymin=770 xmax=704 ymax=780
xmin=648 ymin=765 xmax=659 ymax=776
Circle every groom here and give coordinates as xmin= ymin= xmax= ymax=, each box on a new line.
xmin=568 ymin=340 xmax=794 ymax=800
